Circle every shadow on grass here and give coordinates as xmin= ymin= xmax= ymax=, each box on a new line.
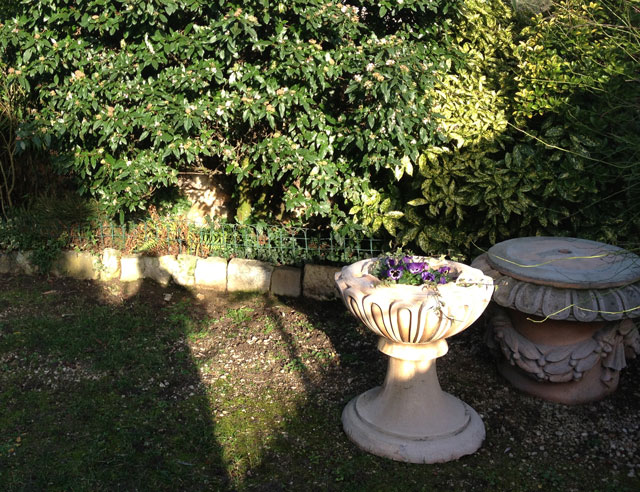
xmin=0 ymin=275 xmax=228 ymax=491
xmin=235 ymin=295 xmax=393 ymax=490
xmin=235 ymin=296 xmax=640 ymax=492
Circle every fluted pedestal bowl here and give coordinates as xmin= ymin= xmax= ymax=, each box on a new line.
xmin=335 ymin=257 xmax=493 ymax=463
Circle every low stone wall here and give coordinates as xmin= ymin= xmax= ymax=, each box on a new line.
xmin=0 ymin=248 xmax=343 ymax=300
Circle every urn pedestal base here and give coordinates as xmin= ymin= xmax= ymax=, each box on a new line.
xmin=335 ymin=258 xmax=493 ymax=463
xmin=342 ymin=339 xmax=485 ymax=464
xmin=496 ymin=359 xmax=618 ymax=405
xmin=486 ymin=307 xmax=639 ymax=405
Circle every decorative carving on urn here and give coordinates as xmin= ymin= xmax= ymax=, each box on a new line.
xmin=472 ymin=237 xmax=640 ymax=404
xmin=487 ymin=306 xmax=640 ymax=386
xmin=335 ymin=258 xmax=494 ymax=345
xmin=473 ymin=252 xmax=640 ymax=323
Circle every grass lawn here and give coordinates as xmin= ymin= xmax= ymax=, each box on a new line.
xmin=1 ymin=274 xmax=639 ymax=491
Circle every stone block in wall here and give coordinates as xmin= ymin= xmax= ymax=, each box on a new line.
xmin=16 ymin=251 xmax=37 ymax=275
xmin=143 ymin=255 xmax=175 ymax=287
xmin=0 ymin=251 xmax=17 ymax=274
xmin=227 ymin=258 xmax=274 ymax=293
xmin=51 ymin=250 xmax=100 ymax=280
xmin=100 ymin=248 xmax=121 ymax=281
xmin=303 ymin=264 xmax=342 ymax=300
xmin=194 ymin=257 xmax=227 ymax=291
xmin=172 ymin=254 xmax=197 ymax=286
xmin=270 ymin=266 xmax=302 ymax=297
xmin=120 ymin=254 xmax=144 ymax=282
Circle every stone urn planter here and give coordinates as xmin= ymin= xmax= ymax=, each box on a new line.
xmin=335 ymin=257 xmax=494 ymax=463
xmin=472 ymin=237 xmax=640 ymax=404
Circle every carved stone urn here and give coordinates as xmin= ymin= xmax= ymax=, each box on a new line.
xmin=472 ymin=237 xmax=640 ymax=405
xmin=335 ymin=257 xmax=493 ymax=463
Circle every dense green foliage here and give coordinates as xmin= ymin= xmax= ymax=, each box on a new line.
xmin=393 ymin=0 xmax=640 ymax=255
xmin=0 ymin=0 xmax=457 ymax=227
xmin=513 ymin=0 xmax=640 ymax=243
xmin=1 ymin=0 xmax=638 ymax=258
xmin=0 ymin=59 xmax=48 ymax=219
xmin=0 ymin=1 xmax=19 ymax=20
xmin=0 ymin=61 xmax=18 ymax=218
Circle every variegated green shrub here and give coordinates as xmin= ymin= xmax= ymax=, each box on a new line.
xmin=392 ymin=0 xmax=639 ymax=257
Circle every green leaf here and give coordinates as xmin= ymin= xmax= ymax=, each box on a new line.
xmin=544 ymin=126 xmax=564 ymax=138
xmin=382 ymin=217 xmax=396 ymax=236
xmin=417 ymin=231 xmax=431 ymax=255
xmin=367 ymin=113 xmax=375 ymax=129
xmin=372 ymin=216 xmax=383 ymax=231
xmin=407 ymin=198 xmax=428 ymax=206
xmin=384 ymin=211 xmax=404 ymax=218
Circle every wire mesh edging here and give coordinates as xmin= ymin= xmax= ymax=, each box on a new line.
xmin=182 ymin=223 xmax=386 ymax=266
xmin=2 ymin=218 xmax=385 ymax=266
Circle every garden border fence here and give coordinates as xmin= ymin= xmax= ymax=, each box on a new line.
xmin=1 ymin=217 xmax=386 ymax=266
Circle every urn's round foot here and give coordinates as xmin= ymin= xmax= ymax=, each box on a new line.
xmin=497 ymin=360 xmax=619 ymax=405
xmin=342 ymin=388 xmax=485 ymax=463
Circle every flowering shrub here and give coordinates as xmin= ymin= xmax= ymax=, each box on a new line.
xmin=1 ymin=0 xmax=636 ymax=261
xmin=369 ymin=252 xmax=451 ymax=287
xmin=0 ymin=0 xmax=458 ymax=226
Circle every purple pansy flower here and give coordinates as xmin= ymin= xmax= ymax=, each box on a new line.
xmin=422 ymin=271 xmax=435 ymax=282
xmin=372 ymin=253 xmax=452 ymax=287
xmin=407 ymin=262 xmax=425 ymax=274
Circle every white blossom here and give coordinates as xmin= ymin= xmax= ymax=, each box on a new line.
xmin=144 ymin=33 xmax=155 ymax=54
